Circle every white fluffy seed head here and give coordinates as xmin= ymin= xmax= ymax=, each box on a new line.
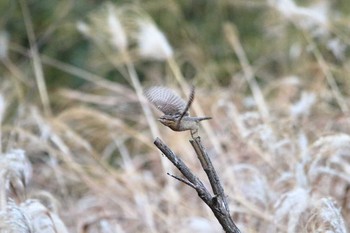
xmin=290 ymin=92 xmax=316 ymax=118
xmin=0 ymin=199 xmax=33 ymax=232
xmin=20 ymin=199 xmax=69 ymax=233
xmin=107 ymin=5 xmax=127 ymax=51
xmin=0 ymin=149 xmax=33 ymax=189
xmin=76 ymin=21 xmax=91 ymax=37
xmin=269 ymin=0 xmax=330 ymax=37
xmin=137 ymin=21 xmax=173 ymax=60
xmin=77 ymin=3 xmax=128 ymax=53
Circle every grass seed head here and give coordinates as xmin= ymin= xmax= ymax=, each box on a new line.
xmin=137 ymin=21 xmax=173 ymax=60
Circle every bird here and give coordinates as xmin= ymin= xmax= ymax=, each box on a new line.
xmin=144 ymin=86 xmax=211 ymax=134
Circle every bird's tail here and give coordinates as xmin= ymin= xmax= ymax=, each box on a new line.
xmin=196 ymin=116 xmax=212 ymax=121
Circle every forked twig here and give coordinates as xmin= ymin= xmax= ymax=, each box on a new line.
xmin=154 ymin=137 xmax=241 ymax=233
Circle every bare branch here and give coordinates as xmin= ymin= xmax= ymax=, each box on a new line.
xmin=153 ymin=137 xmax=241 ymax=233
xmin=190 ymin=137 xmax=229 ymax=211
xmin=154 ymin=137 xmax=212 ymax=204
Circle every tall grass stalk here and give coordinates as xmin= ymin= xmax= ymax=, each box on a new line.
xmin=224 ymin=23 xmax=270 ymax=122
xmin=303 ymin=32 xmax=349 ymax=113
xmin=19 ymin=0 xmax=51 ymax=116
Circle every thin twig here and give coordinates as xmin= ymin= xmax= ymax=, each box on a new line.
xmin=166 ymin=173 xmax=196 ymax=189
xmin=154 ymin=137 xmax=212 ymax=203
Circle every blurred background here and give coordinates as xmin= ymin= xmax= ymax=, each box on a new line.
xmin=1 ymin=0 xmax=350 ymax=232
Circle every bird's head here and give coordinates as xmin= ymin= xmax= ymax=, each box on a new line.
xmin=158 ymin=115 xmax=178 ymax=128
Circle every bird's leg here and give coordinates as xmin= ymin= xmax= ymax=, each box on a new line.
xmin=190 ymin=128 xmax=199 ymax=140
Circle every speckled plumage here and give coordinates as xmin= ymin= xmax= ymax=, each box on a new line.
xmin=144 ymin=86 xmax=211 ymax=133
xmin=144 ymin=86 xmax=188 ymax=116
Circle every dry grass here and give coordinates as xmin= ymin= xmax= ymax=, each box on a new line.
xmin=1 ymin=1 xmax=350 ymax=232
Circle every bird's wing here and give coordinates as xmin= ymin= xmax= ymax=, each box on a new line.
xmin=177 ymin=85 xmax=195 ymax=124
xmin=144 ymin=86 xmax=187 ymax=115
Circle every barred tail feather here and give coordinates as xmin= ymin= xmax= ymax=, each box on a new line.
xmin=197 ymin=116 xmax=212 ymax=121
